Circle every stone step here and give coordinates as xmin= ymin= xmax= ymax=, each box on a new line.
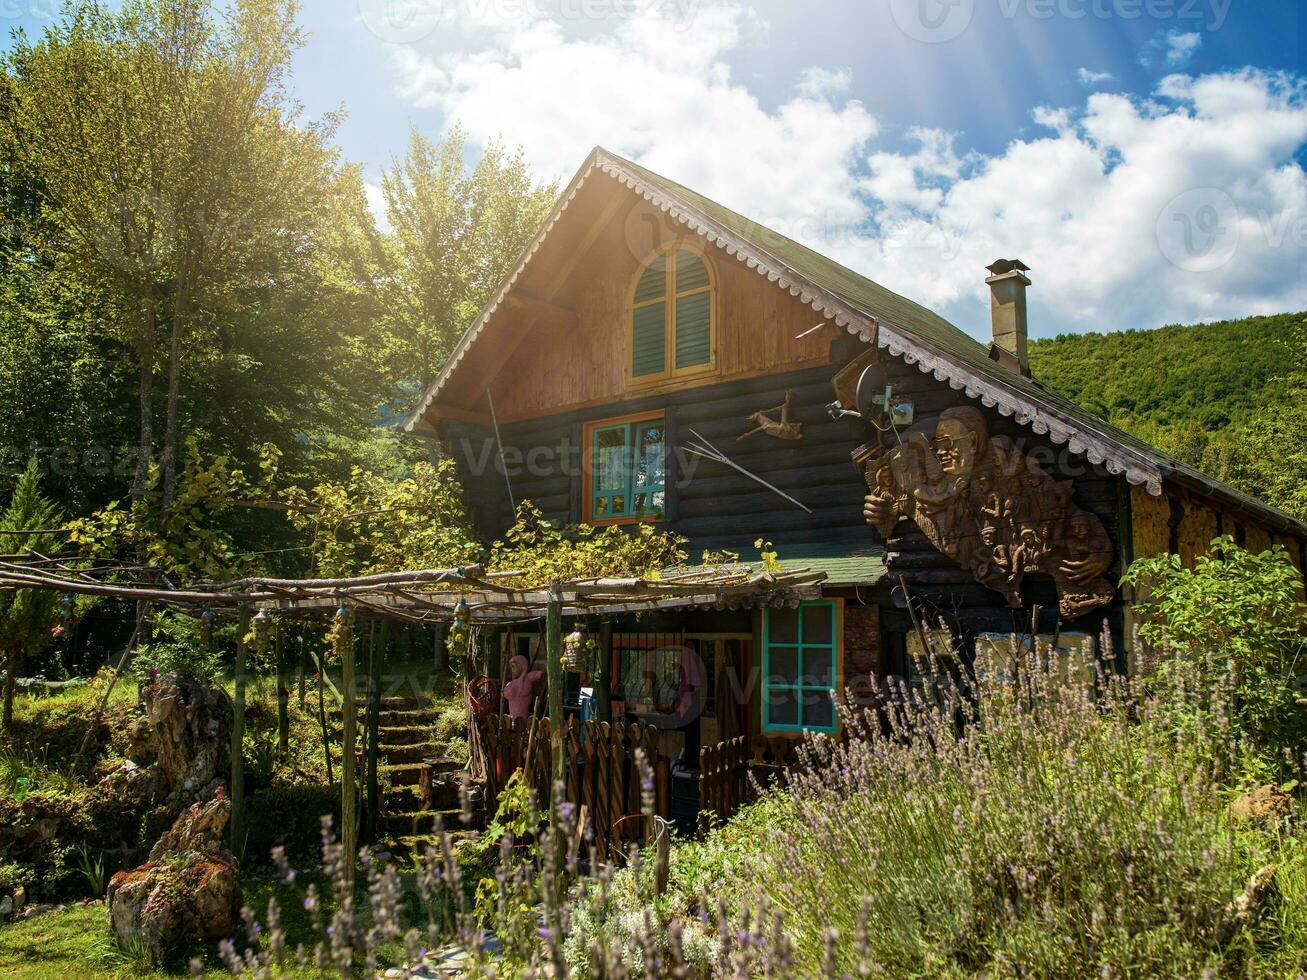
xmin=385 ymin=830 xmax=480 ymax=861
xmin=377 ymin=742 xmax=441 ymax=765
xmin=380 ymin=762 xmax=427 ymax=786
xmin=375 ymin=725 xmax=433 ymax=746
xmin=383 ymin=808 xmax=466 ymax=836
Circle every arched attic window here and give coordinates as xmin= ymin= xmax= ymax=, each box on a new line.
xmin=629 ymin=245 xmax=715 ymax=384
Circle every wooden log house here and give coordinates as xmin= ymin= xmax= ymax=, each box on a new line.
xmin=402 ymin=148 xmax=1307 ymax=816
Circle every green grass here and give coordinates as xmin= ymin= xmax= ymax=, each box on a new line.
xmin=0 ymin=871 xmax=426 ymax=978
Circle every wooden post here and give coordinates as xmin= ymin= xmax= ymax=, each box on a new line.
xmin=596 ymin=619 xmax=613 ymax=724
xmin=297 ymin=627 xmax=308 ymax=709
xmin=275 ymin=625 xmax=289 ymax=758
xmin=339 ymin=614 xmax=358 ymax=886
xmin=366 ymin=621 xmax=382 ymax=843
xmin=230 ymin=607 xmax=251 ymax=858
xmin=545 ymin=581 xmax=565 ymax=797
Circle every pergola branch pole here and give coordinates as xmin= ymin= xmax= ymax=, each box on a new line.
xmin=230 ymin=607 xmax=251 ymax=858
xmin=339 ymin=611 xmax=358 ymax=886
xmin=596 ymin=619 xmax=613 ymax=724
xmin=545 ymin=580 xmax=565 ymax=799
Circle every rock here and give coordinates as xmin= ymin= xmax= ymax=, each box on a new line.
xmin=1217 ymin=863 xmax=1278 ymax=943
xmin=106 ymin=795 xmax=243 ymax=966
xmin=98 ymin=672 xmax=232 ymax=809
xmin=22 ymin=904 xmax=52 ymax=919
xmin=12 ymin=885 xmax=25 ymax=908
xmin=1228 ymin=785 xmax=1293 ymax=825
xmin=0 ymin=896 xmax=12 ymax=918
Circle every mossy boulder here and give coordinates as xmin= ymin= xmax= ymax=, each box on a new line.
xmin=106 ymin=795 xmax=242 ymax=966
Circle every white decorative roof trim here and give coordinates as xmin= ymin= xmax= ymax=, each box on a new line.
xmin=406 ymin=149 xmax=1166 ymax=497
xmin=401 ymin=161 xmax=601 ymax=431
xmin=592 ymin=155 xmax=1166 ymax=496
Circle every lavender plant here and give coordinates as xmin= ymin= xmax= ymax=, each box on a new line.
xmin=220 ymin=631 xmax=1301 ymax=977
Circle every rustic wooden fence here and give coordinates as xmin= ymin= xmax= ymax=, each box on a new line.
xmin=478 ymin=714 xmax=672 ymax=861
xmin=698 ymin=736 xmax=802 ymax=830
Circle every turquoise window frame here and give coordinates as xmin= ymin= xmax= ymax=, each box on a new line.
xmin=762 ymin=601 xmax=839 ymax=734
xmin=588 ymin=417 xmax=666 ymax=522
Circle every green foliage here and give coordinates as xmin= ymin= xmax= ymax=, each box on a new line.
xmin=488 ymin=503 xmax=689 ymax=582
xmin=283 ymin=457 xmax=481 ymax=578
xmin=376 ymin=125 xmax=558 ymax=391
xmin=1030 ymin=312 xmax=1307 ymax=521
xmin=1122 ymin=536 xmax=1307 ymax=767
xmin=0 ymin=461 xmax=69 ymax=725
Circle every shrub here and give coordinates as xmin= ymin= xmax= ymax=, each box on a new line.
xmin=1123 ymin=536 xmax=1307 ymax=773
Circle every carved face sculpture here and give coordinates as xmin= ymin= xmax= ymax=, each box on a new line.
xmin=934 ymin=407 xmax=987 ymax=477
xmin=1069 ymin=512 xmax=1092 ymax=540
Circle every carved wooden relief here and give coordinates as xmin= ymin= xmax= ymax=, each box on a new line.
xmin=859 ymin=405 xmax=1115 ymax=618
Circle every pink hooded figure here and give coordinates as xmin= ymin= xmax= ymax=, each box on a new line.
xmin=503 ymin=654 xmax=545 ymax=719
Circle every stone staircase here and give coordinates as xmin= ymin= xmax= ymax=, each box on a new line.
xmin=332 ymin=696 xmax=481 ymax=859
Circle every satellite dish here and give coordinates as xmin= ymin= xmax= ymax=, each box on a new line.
xmin=855 ymin=362 xmax=891 ymax=422
xmin=855 ymin=362 xmax=914 ymax=428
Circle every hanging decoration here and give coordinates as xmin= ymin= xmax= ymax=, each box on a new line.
xmin=738 ymin=389 xmax=804 ymax=441
xmin=251 ymin=607 xmax=273 ymax=667
xmin=448 ymin=596 xmax=472 ymax=658
xmin=563 ymin=626 xmax=597 ymax=673
xmin=329 ymin=602 xmax=355 ymax=662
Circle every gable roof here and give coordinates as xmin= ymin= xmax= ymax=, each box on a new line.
xmin=406 ymin=147 xmax=1307 ymax=540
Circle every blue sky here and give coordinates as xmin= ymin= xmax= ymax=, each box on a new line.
xmin=6 ymin=1 xmax=1307 ymax=339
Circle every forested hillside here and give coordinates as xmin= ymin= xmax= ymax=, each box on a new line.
xmin=1030 ymin=312 xmax=1307 ymax=522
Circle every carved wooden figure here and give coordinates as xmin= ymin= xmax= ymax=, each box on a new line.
xmin=860 ymin=405 xmax=1115 ymax=618
xmin=739 ymin=389 xmax=803 ymax=441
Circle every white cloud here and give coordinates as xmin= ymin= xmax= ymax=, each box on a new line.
xmin=390 ymin=7 xmax=1307 ymax=337
xmin=1141 ymin=30 xmax=1203 ymax=70
xmin=796 ymin=66 xmax=852 ymax=99
xmin=1077 ymin=68 xmax=1114 ymax=88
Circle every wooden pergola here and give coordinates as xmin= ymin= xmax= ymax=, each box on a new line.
xmin=0 ymin=555 xmax=825 ymax=875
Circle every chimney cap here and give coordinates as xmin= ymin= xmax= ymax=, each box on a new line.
xmin=986 ymin=258 xmax=1030 ymax=276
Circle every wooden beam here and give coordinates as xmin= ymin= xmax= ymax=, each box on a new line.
xmin=275 ymin=626 xmax=289 ymax=758
xmin=365 ymin=622 xmax=382 ymax=844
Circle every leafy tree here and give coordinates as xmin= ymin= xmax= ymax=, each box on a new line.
xmin=282 ymin=457 xmax=482 ymax=578
xmin=488 ymin=503 xmax=689 ymax=583
xmin=0 ymin=460 xmax=65 ymax=730
xmin=1030 ymin=312 xmax=1307 ymax=521
xmin=376 ymin=126 xmax=557 ymax=394
xmin=3 ymin=0 xmax=357 ymax=508
xmin=1122 ymin=536 xmax=1307 ymax=770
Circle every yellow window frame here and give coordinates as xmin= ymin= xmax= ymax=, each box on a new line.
xmin=627 ymin=242 xmax=717 ymax=388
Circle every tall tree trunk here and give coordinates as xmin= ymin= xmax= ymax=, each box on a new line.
xmin=160 ymin=286 xmax=190 ymax=511
xmin=275 ymin=627 xmax=289 ymax=758
xmin=2 ymin=644 xmax=20 ymax=733
xmin=132 ymin=302 xmax=157 ymax=500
